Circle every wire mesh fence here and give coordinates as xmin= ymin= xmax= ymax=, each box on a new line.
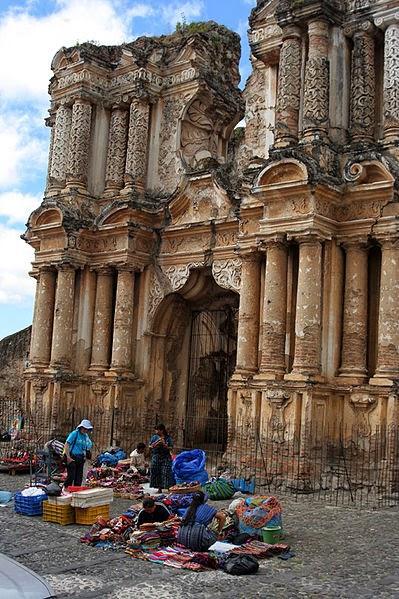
xmin=0 ymin=398 xmax=398 ymax=508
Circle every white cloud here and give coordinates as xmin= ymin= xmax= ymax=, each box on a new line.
xmin=0 ymin=109 xmax=48 ymax=188
xmin=0 ymin=0 xmax=144 ymax=103
xmin=0 ymin=192 xmax=41 ymax=225
xmin=161 ymin=1 xmax=204 ymax=28
xmin=0 ymin=224 xmax=35 ymax=304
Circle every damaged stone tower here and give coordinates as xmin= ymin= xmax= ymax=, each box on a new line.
xmin=23 ymin=2 xmax=399 ymax=450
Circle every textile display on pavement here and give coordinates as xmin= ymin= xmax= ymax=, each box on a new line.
xmin=235 ymin=496 xmax=283 ymax=536
xmin=86 ymin=464 xmax=147 ymax=499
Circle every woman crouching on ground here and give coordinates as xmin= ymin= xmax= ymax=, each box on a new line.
xmin=177 ymin=491 xmax=226 ymax=552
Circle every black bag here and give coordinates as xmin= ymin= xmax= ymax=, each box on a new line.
xmin=86 ymin=450 xmax=92 ymax=460
xmin=222 ymin=554 xmax=259 ymax=576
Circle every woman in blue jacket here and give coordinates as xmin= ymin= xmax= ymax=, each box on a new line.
xmin=63 ymin=419 xmax=93 ymax=487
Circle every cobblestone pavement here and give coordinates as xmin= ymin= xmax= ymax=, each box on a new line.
xmin=0 ymin=473 xmax=398 ymax=599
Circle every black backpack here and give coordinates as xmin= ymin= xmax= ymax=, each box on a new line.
xmin=222 ymin=554 xmax=259 ymax=576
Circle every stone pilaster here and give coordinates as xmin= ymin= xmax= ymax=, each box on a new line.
xmin=89 ymin=267 xmax=114 ymax=372
xmin=105 ymin=106 xmax=129 ymax=194
xmin=302 ymin=19 xmax=330 ymax=140
xmin=123 ymin=98 xmax=150 ymax=193
xmin=29 ymin=266 xmax=56 ymax=368
xmin=235 ymin=252 xmax=261 ymax=374
xmin=274 ymin=25 xmax=302 ymax=147
xmin=110 ymin=267 xmax=135 ymax=374
xmin=288 ymin=237 xmax=323 ymax=378
xmin=373 ymin=238 xmax=399 ymax=382
xmin=348 ymin=23 xmax=376 ymax=143
xmin=259 ymin=237 xmax=288 ymax=378
xmin=339 ymin=240 xmax=369 ymax=381
xmin=66 ymin=98 xmax=92 ymax=190
xmin=49 ymin=103 xmax=72 ymax=192
xmin=50 ymin=264 xmax=76 ymax=369
xmin=380 ymin=20 xmax=399 ymax=141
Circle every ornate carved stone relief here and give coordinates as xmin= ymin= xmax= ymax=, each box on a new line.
xmin=162 ymin=262 xmax=203 ymax=292
xmin=266 ymin=389 xmax=291 ymax=444
xmin=105 ymin=108 xmax=128 ymax=189
xmin=350 ymin=393 xmax=377 ymax=438
xmin=383 ymin=24 xmax=399 ymax=132
xmin=50 ymin=104 xmax=72 ymax=184
xmin=181 ymin=98 xmax=219 ymax=167
xmin=159 ymin=95 xmax=189 ymax=193
xmin=67 ymin=100 xmax=92 ymax=184
xmin=349 ymin=27 xmax=375 ymax=141
xmin=212 ymin=259 xmax=242 ymax=292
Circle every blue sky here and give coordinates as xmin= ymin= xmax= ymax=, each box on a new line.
xmin=0 ymin=0 xmax=256 ymax=340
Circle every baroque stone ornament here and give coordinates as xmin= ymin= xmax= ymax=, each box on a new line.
xmin=148 ymin=268 xmax=167 ymax=321
xmin=66 ymin=99 xmax=92 ymax=186
xmin=212 ymin=259 xmax=242 ymax=292
xmin=302 ymin=20 xmax=330 ymax=138
xmin=50 ymin=104 xmax=72 ymax=186
xmin=105 ymin=107 xmax=128 ymax=191
xmin=266 ymin=389 xmax=291 ymax=444
xmin=181 ymin=98 xmax=218 ymax=166
xmin=275 ymin=27 xmax=302 ymax=144
xmin=350 ymin=393 xmax=377 ymax=438
xmin=124 ymin=99 xmax=150 ymax=191
xmin=383 ymin=24 xmax=399 ymax=138
xmin=162 ymin=262 xmax=203 ymax=292
xmin=349 ymin=27 xmax=375 ymax=142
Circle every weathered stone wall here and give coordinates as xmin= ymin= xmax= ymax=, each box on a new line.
xmin=0 ymin=327 xmax=31 ymax=402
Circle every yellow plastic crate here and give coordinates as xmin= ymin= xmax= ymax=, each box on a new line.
xmin=43 ymin=500 xmax=75 ymax=525
xmin=74 ymin=504 xmax=110 ymax=525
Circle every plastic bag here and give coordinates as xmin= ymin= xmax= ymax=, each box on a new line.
xmin=172 ymin=449 xmax=208 ymax=484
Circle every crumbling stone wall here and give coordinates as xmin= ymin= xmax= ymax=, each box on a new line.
xmin=0 ymin=327 xmax=31 ymax=403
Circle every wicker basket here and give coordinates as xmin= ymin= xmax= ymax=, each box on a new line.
xmin=75 ymin=504 xmax=110 ymax=525
xmin=43 ymin=501 xmax=75 ymax=525
xmin=168 ymin=483 xmax=201 ymax=495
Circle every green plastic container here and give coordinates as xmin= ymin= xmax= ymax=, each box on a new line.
xmin=261 ymin=525 xmax=282 ymax=544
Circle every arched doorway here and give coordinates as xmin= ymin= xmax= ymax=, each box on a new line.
xmin=151 ymin=268 xmax=238 ymax=451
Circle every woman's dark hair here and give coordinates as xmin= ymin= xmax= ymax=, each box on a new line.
xmin=143 ymin=497 xmax=155 ymax=509
xmin=155 ymin=423 xmax=168 ymax=436
xmin=182 ymin=491 xmax=206 ymax=525
xmin=137 ymin=443 xmax=146 ymax=451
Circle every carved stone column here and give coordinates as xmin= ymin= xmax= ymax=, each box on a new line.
xmin=348 ymin=23 xmax=376 ymax=143
xmin=89 ymin=267 xmax=114 ymax=372
xmin=110 ymin=267 xmax=135 ymax=374
xmin=29 ymin=267 xmax=56 ymax=368
xmin=104 ymin=106 xmax=129 ymax=194
xmin=274 ymin=25 xmax=302 ymax=147
xmin=260 ymin=237 xmax=288 ymax=378
xmin=339 ymin=240 xmax=369 ymax=381
xmin=50 ymin=264 xmax=76 ymax=369
xmin=381 ymin=20 xmax=399 ymax=141
xmin=289 ymin=237 xmax=323 ymax=378
xmin=49 ymin=103 xmax=72 ymax=192
xmin=123 ymin=98 xmax=150 ymax=193
xmin=235 ymin=252 xmax=261 ymax=374
xmin=66 ymin=98 xmax=92 ymax=190
xmin=302 ymin=19 xmax=330 ymax=140
xmin=373 ymin=238 xmax=399 ymax=382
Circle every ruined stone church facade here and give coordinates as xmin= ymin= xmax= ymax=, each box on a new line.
xmin=24 ymin=0 xmax=399 ymax=447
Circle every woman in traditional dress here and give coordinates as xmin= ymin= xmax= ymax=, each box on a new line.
xmin=149 ymin=424 xmax=175 ymax=493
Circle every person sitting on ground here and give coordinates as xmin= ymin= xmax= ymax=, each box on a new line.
xmin=129 ymin=442 xmax=148 ymax=475
xmin=177 ymin=491 xmax=226 ymax=551
xmin=136 ymin=496 xmax=171 ymax=528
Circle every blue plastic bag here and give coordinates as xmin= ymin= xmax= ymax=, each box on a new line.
xmin=172 ymin=449 xmax=209 ymax=484
xmin=96 ymin=449 xmax=126 ymax=466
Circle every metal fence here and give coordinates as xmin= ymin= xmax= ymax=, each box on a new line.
xmin=0 ymin=399 xmax=398 ymax=508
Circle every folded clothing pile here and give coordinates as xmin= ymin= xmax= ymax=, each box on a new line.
xmin=71 ymin=487 xmax=113 ymax=508
xmin=80 ymin=514 xmax=135 ymax=546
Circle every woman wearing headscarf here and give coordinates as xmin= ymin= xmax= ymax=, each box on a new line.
xmin=149 ymin=424 xmax=175 ymax=493
xmin=177 ymin=491 xmax=226 ymax=551
xmin=63 ymin=419 xmax=93 ymax=487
